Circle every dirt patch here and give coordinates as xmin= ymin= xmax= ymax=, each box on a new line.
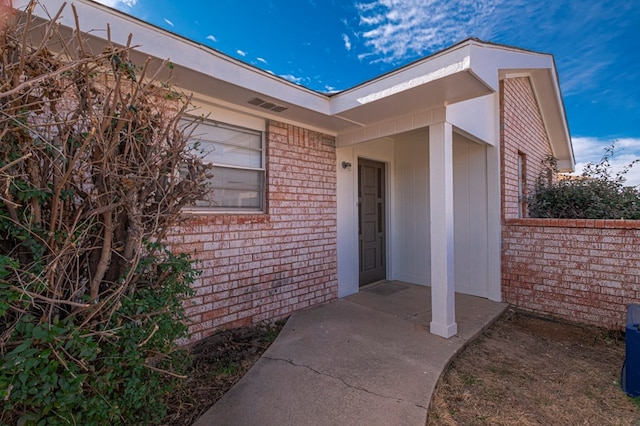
xmin=428 ymin=309 xmax=639 ymax=425
xmin=161 ymin=321 xmax=284 ymax=425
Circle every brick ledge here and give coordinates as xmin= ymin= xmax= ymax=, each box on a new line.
xmin=505 ymin=218 xmax=640 ymax=229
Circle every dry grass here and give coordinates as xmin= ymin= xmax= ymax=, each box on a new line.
xmin=428 ymin=309 xmax=639 ymax=425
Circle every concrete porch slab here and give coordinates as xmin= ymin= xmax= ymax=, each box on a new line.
xmin=194 ymin=281 xmax=508 ymax=426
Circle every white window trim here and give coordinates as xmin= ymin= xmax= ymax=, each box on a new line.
xmin=517 ymin=152 xmax=526 ymax=218
xmin=183 ymin=117 xmax=267 ymax=214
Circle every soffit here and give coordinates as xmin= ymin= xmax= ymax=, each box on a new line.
xmin=333 ymin=71 xmax=492 ymax=126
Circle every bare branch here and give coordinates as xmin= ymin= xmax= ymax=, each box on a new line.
xmin=10 ymin=286 xmax=91 ymax=308
xmin=89 ymin=210 xmax=114 ymax=300
xmin=144 ymin=364 xmax=188 ymax=380
xmin=0 ymin=50 xmax=134 ymax=100
xmin=0 ymin=152 xmax=32 ymax=173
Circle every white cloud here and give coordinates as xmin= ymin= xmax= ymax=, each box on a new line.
xmin=93 ymin=0 xmax=138 ymax=7
xmin=323 ymin=85 xmax=342 ymax=94
xmin=350 ymin=0 xmax=638 ymax=133
xmin=570 ymin=136 xmax=640 ymax=187
xmin=342 ymin=34 xmax=352 ymax=51
xmin=236 ymin=50 xmax=247 ymax=57
xmin=359 ymin=15 xmax=384 ymax=26
xmin=354 ymin=0 xmax=500 ymax=64
xmin=357 ymin=52 xmax=374 ymax=61
xmin=257 ymin=57 xmax=268 ymax=65
xmin=206 ymin=35 xmax=217 ymax=42
xmin=280 ymin=73 xmax=304 ymax=85
xmin=164 ymin=18 xmax=174 ymax=27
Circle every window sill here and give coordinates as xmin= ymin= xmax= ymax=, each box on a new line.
xmin=182 ymin=209 xmax=266 ymax=216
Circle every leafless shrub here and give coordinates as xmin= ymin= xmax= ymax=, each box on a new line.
xmin=1 ymin=1 xmax=210 ymax=422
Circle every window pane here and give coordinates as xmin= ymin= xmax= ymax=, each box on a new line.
xmin=185 ymin=118 xmax=266 ymax=211
xmin=195 ymin=167 xmax=264 ymax=210
xmin=193 ymin=123 xmax=262 ymax=168
xmin=200 ymin=141 xmax=261 ymax=168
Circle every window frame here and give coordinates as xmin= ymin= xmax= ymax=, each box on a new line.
xmin=185 ymin=118 xmax=266 ymax=213
xmin=517 ymin=151 xmax=527 ymax=218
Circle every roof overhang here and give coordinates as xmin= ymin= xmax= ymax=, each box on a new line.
xmin=329 ymin=44 xmax=492 ymax=125
xmin=466 ymin=41 xmax=575 ymax=171
xmin=14 ymin=0 xmax=574 ymax=171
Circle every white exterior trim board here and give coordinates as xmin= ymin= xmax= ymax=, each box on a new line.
xmin=337 ymin=107 xmax=446 ymax=147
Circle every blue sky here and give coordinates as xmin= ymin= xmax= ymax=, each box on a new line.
xmin=95 ymin=0 xmax=639 ymax=185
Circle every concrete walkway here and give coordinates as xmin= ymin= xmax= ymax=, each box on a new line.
xmin=194 ymin=281 xmax=508 ymax=426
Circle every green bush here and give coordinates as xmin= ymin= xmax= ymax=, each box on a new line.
xmin=528 ymin=146 xmax=640 ymax=219
xmin=1 ymin=2 xmax=208 ymax=423
xmin=0 ymin=247 xmax=197 ymax=424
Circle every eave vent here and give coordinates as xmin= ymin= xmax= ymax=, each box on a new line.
xmin=248 ymin=97 xmax=288 ymax=113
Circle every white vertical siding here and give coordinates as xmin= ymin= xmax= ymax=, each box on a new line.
xmin=392 ymin=131 xmax=431 ymax=285
xmin=338 ymin=130 xmax=492 ymax=300
xmin=336 ymin=146 xmax=358 ymax=297
xmin=453 ymin=133 xmax=489 ymax=297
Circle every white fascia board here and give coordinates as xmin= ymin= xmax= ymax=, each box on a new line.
xmin=468 ymin=43 xmax=574 ymax=171
xmin=529 ymin=70 xmax=575 ymax=171
xmin=354 ymin=57 xmax=470 ymax=105
xmin=15 ymin=0 xmax=331 ymax=115
xmin=467 ymin=43 xmax=555 ymax=90
xmin=330 ymin=44 xmax=474 ymax=115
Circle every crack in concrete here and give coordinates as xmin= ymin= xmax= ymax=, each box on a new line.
xmin=403 ymin=311 xmax=430 ymax=323
xmin=262 ymin=355 xmax=429 ymax=411
xmin=343 ymin=299 xmax=430 ymax=328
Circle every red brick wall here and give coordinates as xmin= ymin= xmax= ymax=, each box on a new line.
xmin=170 ymin=120 xmax=338 ymax=343
xmin=499 ymin=77 xmax=640 ymax=329
xmin=500 ymin=77 xmax=553 ymax=219
xmin=502 ymin=218 xmax=640 ymax=328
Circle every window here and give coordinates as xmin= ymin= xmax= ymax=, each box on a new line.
xmin=190 ymin=119 xmax=265 ymax=212
xmin=517 ymin=152 xmax=527 ymax=217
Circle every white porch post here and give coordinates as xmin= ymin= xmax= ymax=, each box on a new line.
xmin=429 ymin=121 xmax=458 ymax=338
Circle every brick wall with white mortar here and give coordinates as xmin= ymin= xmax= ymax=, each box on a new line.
xmin=169 ymin=120 xmax=338 ymax=343
xmin=503 ymin=219 xmax=640 ymax=328
xmin=500 ymin=77 xmax=640 ymax=329
xmin=500 ymin=77 xmax=553 ymax=220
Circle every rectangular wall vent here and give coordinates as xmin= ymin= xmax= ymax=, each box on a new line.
xmin=248 ymin=97 xmax=288 ymax=113
xmin=248 ymin=97 xmax=264 ymax=106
